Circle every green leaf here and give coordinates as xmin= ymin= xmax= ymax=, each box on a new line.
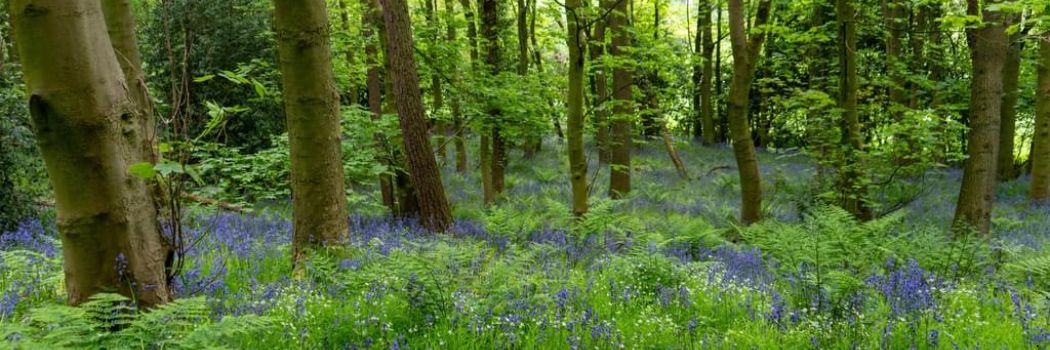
xmin=129 ymin=162 xmax=156 ymax=180
xmin=193 ymin=74 xmax=215 ymax=83
xmin=155 ymin=161 xmax=184 ymax=176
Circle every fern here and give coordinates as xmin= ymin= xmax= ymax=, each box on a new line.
xmin=4 ymin=294 xmax=275 ymax=349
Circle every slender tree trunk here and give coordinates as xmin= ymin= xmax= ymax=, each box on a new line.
xmin=380 ymin=0 xmax=453 ymax=231
xmin=12 ymin=0 xmax=170 ymax=306
xmin=835 ymin=0 xmax=871 ymax=220
xmin=661 ymin=125 xmax=688 ymax=179
xmin=726 ymin=0 xmax=770 ymax=225
xmin=566 ymin=0 xmax=589 ymax=216
xmin=336 ymin=0 xmax=359 ymax=101
xmin=1031 ymin=38 xmax=1050 ymax=202
xmin=699 ymin=0 xmax=715 ymax=145
xmin=480 ymin=0 xmax=506 ymax=198
xmin=480 ymin=133 xmax=495 ymax=204
xmin=459 ymin=0 xmax=480 ymax=67
xmin=997 ymin=21 xmax=1024 ymax=181
xmin=446 ymin=0 xmax=469 ymax=172
xmin=883 ymin=0 xmax=905 ymax=119
xmin=953 ymin=0 xmax=1007 ymax=235
xmin=591 ymin=1 xmax=610 ymax=163
xmin=274 ymin=0 xmax=351 ymax=262
xmin=691 ymin=0 xmax=703 ymax=140
xmin=715 ymin=4 xmax=726 ymax=142
xmin=908 ymin=5 xmax=927 ymax=109
xmin=364 ymin=0 xmax=397 ymax=213
xmin=608 ymin=0 xmax=633 ymax=198
xmin=424 ymin=0 xmax=447 ymax=164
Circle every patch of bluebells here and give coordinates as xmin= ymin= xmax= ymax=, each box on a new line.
xmin=0 ymin=220 xmax=58 ymax=257
xmin=866 ymin=259 xmax=942 ymax=319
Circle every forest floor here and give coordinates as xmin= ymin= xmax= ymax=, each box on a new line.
xmin=3 ymin=139 xmax=1050 ymax=349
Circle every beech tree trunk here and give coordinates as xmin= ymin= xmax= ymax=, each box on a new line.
xmin=1031 ymin=38 xmax=1050 ymax=202
xmin=835 ymin=0 xmax=871 ymax=220
xmin=699 ymin=0 xmax=715 ymax=145
xmin=481 ymin=0 xmax=506 ymax=198
xmin=101 ymin=0 xmax=155 ymax=165
xmin=608 ymin=0 xmax=633 ymax=198
xmin=446 ymin=0 xmax=469 ymax=172
xmin=883 ymin=0 xmax=905 ymax=119
xmin=726 ymin=0 xmax=770 ymax=225
xmin=380 ymin=0 xmax=453 ymax=231
xmin=364 ymin=0 xmax=397 ymax=213
xmin=424 ymin=0 xmax=447 ymax=163
xmin=274 ymin=0 xmax=351 ymax=261
xmin=997 ymin=21 xmax=1024 ymax=181
xmin=566 ymin=0 xmax=588 ymax=216
xmin=953 ymin=0 xmax=1006 ymax=235
xmin=591 ymin=1 xmax=610 ymax=163
xmin=12 ymin=0 xmax=170 ymax=306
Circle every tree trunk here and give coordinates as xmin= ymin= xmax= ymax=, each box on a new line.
xmin=459 ymin=0 xmax=480 ymax=69
xmin=1031 ymin=38 xmax=1050 ymax=202
xmin=908 ymin=5 xmax=927 ymax=109
xmin=446 ymin=0 xmax=469 ymax=172
xmin=481 ymin=0 xmax=506 ymax=198
xmin=480 ymin=133 xmax=495 ymax=204
xmin=424 ymin=0 xmax=447 ymax=164
xmin=699 ymin=0 xmax=715 ymax=145
xmin=715 ymin=5 xmax=726 ymax=142
xmin=608 ymin=0 xmax=633 ymax=198
xmin=566 ymin=0 xmax=589 ymax=216
xmin=274 ymin=0 xmax=351 ymax=262
xmin=726 ymin=0 xmax=770 ymax=225
xmin=883 ymin=0 xmax=905 ymax=119
xmin=997 ymin=21 xmax=1024 ymax=181
xmin=591 ymin=1 xmax=610 ymax=163
xmin=101 ymin=0 xmax=156 ymax=165
xmin=12 ymin=0 xmax=170 ymax=306
xmin=364 ymin=0 xmax=397 ymax=213
xmin=835 ymin=0 xmax=871 ymax=220
xmin=380 ymin=0 xmax=454 ymax=231
xmin=953 ymin=0 xmax=1006 ymax=235
xmin=661 ymin=125 xmax=688 ymax=179
xmin=336 ymin=0 xmax=359 ymax=101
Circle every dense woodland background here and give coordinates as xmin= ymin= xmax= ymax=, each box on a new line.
xmin=1 ymin=0 xmax=1050 ymax=348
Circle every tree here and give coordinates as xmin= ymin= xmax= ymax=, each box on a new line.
xmin=446 ymin=0 xmax=469 ymax=173
xmin=363 ymin=0 xmax=397 ymax=213
xmin=953 ymin=0 xmax=1007 ymax=235
xmin=480 ymin=0 xmax=506 ymax=199
xmin=997 ymin=15 xmax=1025 ymax=181
xmin=380 ymin=0 xmax=454 ymax=231
xmin=11 ymin=0 xmax=170 ymax=306
xmin=696 ymin=0 xmax=715 ymax=145
xmin=273 ymin=0 xmax=351 ymax=261
xmin=835 ymin=0 xmax=870 ymax=220
xmin=566 ymin=0 xmax=588 ymax=216
xmin=608 ymin=0 xmax=633 ymax=198
xmin=591 ymin=0 xmax=610 ymax=163
xmin=1032 ymin=36 xmax=1050 ymax=202
xmin=101 ymin=0 xmax=155 ymax=165
xmin=726 ymin=0 xmax=771 ymax=225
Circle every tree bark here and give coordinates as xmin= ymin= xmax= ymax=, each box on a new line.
xmin=726 ymin=0 xmax=770 ymax=225
xmin=380 ymin=0 xmax=453 ymax=231
xmin=953 ymin=0 xmax=1006 ymax=235
xmin=424 ymin=0 xmax=447 ymax=163
xmin=363 ymin=0 xmax=397 ymax=213
xmin=608 ymin=0 xmax=633 ymax=198
xmin=591 ymin=0 xmax=610 ymax=163
xmin=446 ymin=0 xmax=469 ymax=172
xmin=566 ymin=0 xmax=588 ymax=216
xmin=883 ymin=0 xmax=905 ymax=119
xmin=274 ymin=0 xmax=351 ymax=262
xmin=1031 ymin=38 xmax=1050 ymax=202
xmin=699 ymin=0 xmax=715 ymax=145
xmin=100 ymin=0 xmax=156 ymax=165
xmin=835 ymin=0 xmax=871 ymax=220
xmin=480 ymin=0 xmax=506 ymax=198
xmin=12 ymin=0 xmax=170 ymax=306
xmin=997 ymin=21 xmax=1024 ymax=181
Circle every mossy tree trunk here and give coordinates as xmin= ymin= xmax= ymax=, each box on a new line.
xmin=997 ymin=18 xmax=1024 ymax=181
xmin=1031 ymin=37 xmax=1050 ymax=202
xmin=726 ymin=0 xmax=770 ymax=225
xmin=446 ymin=0 xmax=469 ymax=173
xmin=698 ymin=0 xmax=716 ymax=145
xmin=835 ymin=0 xmax=871 ymax=220
xmin=608 ymin=0 xmax=633 ymax=198
xmin=363 ymin=0 xmax=397 ymax=213
xmin=590 ymin=1 xmax=610 ymax=163
xmin=566 ymin=0 xmax=588 ymax=216
xmin=380 ymin=0 xmax=453 ymax=231
xmin=953 ymin=0 xmax=1007 ymax=235
xmin=273 ymin=0 xmax=351 ymax=261
xmin=12 ymin=0 xmax=170 ymax=306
